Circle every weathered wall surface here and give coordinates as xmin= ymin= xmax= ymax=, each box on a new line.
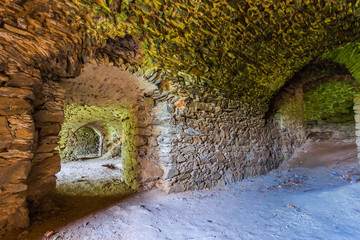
xmin=151 ymin=82 xmax=305 ymax=193
xmin=303 ymin=78 xmax=358 ymax=142
xmin=2 ymin=0 xmax=360 ymax=235
xmin=0 ymin=91 xmax=34 ymax=231
xmin=27 ymin=81 xmax=65 ymax=215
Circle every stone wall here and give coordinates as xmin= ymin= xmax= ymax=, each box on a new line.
xmin=133 ymin=96 xmax=164 ymax=190
xmin=28 ymin=80 xmax=65 ymax=215
xmin=152 ymin=83 xmax=306 ymax=193
xmin=353 ymin=95 xmax=360 ymax=162
xmin=307 ymin=121 xmax=355 ymax=142
xmin=0 ymin=88 xmax=34 ymax=231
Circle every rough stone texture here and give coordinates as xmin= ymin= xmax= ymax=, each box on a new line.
xmin=1 ymin=0 xmax=360 ymax=234
xmin=27 ymin=81 xmax=65 ymax=215
xmin=0 ymin=96 xmax=32 ymax=115
xmin=307 ymin=122 xmax=355 ymax=142
xmin=152 ymin=83 xmax=302 ymax=192
xmin=353 ymin=96 xmax=360 ymax=162
xmin=134 ymin=97 xmax=164 ymax=190
xmin=0 ymin=114 xmax=34 ymax=234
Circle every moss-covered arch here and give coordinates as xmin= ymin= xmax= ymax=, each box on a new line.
xmin=73 ymin=125 xmax=103 ymax=158
xmin=58 ymin=104 xmax=138 ymax=190
xmin=267 ymin=59 xmax=359 ymax=161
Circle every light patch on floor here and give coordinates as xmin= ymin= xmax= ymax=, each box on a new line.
xmin=56 ymin=158 xmax=130 ymax=197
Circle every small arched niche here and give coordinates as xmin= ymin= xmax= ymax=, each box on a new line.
xmin=74 ymin=126 xmax=103 ymax=159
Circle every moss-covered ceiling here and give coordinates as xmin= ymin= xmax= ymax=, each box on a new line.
xmin=50 ymin=1 xmax=360 ymax=102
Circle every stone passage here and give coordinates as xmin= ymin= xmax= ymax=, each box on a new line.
xmin=73 ymin=126 xmax=102 ymax=159
xmin=2 ymin=0 xmax=360 ymax=235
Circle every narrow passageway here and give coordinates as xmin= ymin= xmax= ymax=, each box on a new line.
xmin=5 ymin=140 xmax=360 ymax=240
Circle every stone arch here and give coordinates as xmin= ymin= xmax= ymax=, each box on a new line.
xmin=0 ymin=31 xmax=167 ymax=232
xmin=267 ymin=58 xmax=360 ymax=162
xmin=72 ymin=125 xmax=103 ymax=159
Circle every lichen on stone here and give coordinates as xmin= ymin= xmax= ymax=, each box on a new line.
xmin=58 ymin=103 xmax=138 ymax=190
xmin=70 ymin=0 xmax=360 ymax=105
xmin=303 ymin=79 xmax=358 ymax=123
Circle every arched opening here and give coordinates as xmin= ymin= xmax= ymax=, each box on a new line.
xmin=73 ymin=125 xmax=103 ymax=159
xmin=303 ymin=75 xmax=358 ymax=142
xmin=268 ymin=59 xmax=359 ymax=168
xmin=56 ymin=103 xmax=132 ymax=197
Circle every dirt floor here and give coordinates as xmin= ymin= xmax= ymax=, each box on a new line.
xmin=3 ymin=140 xmax=360 ymax=240
xmin=55 ymin=158 xmax=130 ymax=197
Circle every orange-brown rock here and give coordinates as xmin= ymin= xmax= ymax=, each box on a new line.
xmin=0 ymin=96 xmax=32 ymax=115
xmin=0 ymin=87 xmax=35 ymax=100
xmin=39 ymin=124 xmax=61 ymax=137
xmin=0 ymin=116 xmax=12 ymax=150
xmin=33 ymin=110 xmax=64 ymax=124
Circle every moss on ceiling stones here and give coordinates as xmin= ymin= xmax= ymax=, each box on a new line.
xmin=68 ymin=0 xmax=360 ymax=104
xmin=323 ymin=42 xmax=360 ymax=82
xmin=5 ymin=1 xmax=360 ymax=103
xmin=303 ymin=79 xmax=358 ymax=123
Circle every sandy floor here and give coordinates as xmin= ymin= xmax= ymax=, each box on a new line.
xmin=56 ymin=158 xmax=130 ymax=197
xmin=3 ymin=140 xmax=360 ymax=240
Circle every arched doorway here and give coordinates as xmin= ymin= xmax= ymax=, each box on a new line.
xmin=268 ymin=59 xmax=359 ymax=167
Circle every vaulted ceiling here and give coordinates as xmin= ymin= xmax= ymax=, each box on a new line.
xmin=2 ymin=0 xmax=360 ymax=105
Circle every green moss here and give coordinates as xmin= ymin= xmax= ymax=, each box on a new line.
xmin=323 ymin=42 xmax=360 ymax=83
xmin=121 ymin=115 xmax=137 ymax=190
xmin=275 ymin=93 xmax=304 ymax=128
xmin=59 ymin=104 xmax=138 ymax=190
xmin=304 ymin=80 xmax=358 ymax=122
xmin=74 ymin=126 xmax=100 ymax=156
xmin=70 ymin=0 xmax=360 ymax=104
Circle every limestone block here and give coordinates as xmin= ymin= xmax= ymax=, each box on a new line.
xmin=353 ymin=103 xmax=360 ymax=111
xmin=143 ymin=97 xmax=155 ymax=105
xmin=181 ymin=145 xmax=195 ymax=153
xmin=355 ymin=114 xmax=360 ymax=123
xmin=177 ymin=155 xmax=186 ymax=163
xmin=9 ymin=139 xmax=33 ymax=151
xmin=134 ymin=135 xmax=147 ymax=147
xmin=139 ymin=159 xmax=164 ymax=180
xmin=168 ymin=184 xmax=185 ymax=193
xmin=164 ymin=167 xmax=179 ymax=180
xmin=0 ymin=150 xmax=33 ymax=160
xmin=0 ymin=158 xmax=10 ymax=167
xmin=0 ymin=192 xmax=29 ymax=231
xmin=33 ymin=110 xmax=64 ymax=124
xmin=29 ymin=154 xmax=61 ymax=177
xmin=0 ymin=117 xmax=12 ymax=150
xmin=6 ymin=72 xmax=41 ymax=88
xmin=0 ymin=87 xmax=35 ymax=100
xmin=36 ymin=137 xmax=59 ymax=153
xmin=0 ymin=97 xmax=32 ymax=115
xmin=39 ymin=124 xmax=61 ymax=137
xmin=136 ymin=127 xmax=152 ymax=136
xmin=148 ymin=137 xmax=158 ymax=147
xmin=15 ymin=125 xmax=34 ymax=140
xmin=0 ymin=161 xmax=31 ymax=188
xmin=214 ymin=152 xmax=225 ymax=162
xmin=32 ymin=153 xmax=54 ymax=164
